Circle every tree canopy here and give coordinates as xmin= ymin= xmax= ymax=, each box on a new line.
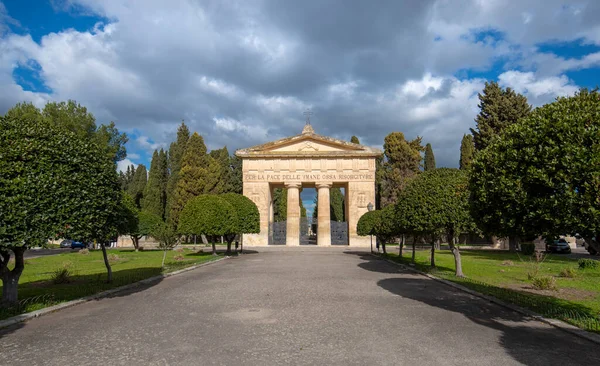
xmin=350 ymin=136 xmax=360 ymax=144
xmin=0 ymin=113 xmax=121 ymax=303
xmin=178 ymin=195 xmax=237 ymax=254
xmin=380 ymin=132 xmax=423 ymax=206
xmin=469 ymin=89 xmax=600 ymax=254
xmin=142 ymin=149 xmax=168 ymax=219
xmin=396 ymin=168 xmax=473 ymax=275
xmin=221 ymin=193 xmax=260 ymax=253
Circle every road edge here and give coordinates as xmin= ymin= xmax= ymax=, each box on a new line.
xmin=375 ymin=254 xmax=600 ymax=346
xmin=0 ymin=256 xmax=228 ymax=330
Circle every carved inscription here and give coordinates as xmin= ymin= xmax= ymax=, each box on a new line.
xmin=243 ymin=173 xmax=375 ymax=182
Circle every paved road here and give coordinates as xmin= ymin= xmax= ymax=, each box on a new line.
xmin=24 ymin=248 xmax=72 ymax=259
xmin=1 ymin=248 xmax=598 ymax=366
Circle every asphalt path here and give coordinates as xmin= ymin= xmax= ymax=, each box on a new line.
xmin=1 ymin=248 xmax=598 ymax=365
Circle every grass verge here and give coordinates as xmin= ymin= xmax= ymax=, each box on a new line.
xmin=384 ymin=249 xmax=600 ymax=333
xmin=0 ymin=248 xmax=222 ymax=320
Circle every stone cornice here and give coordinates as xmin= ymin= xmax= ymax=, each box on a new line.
xmin=235 ymin=130 xmax=382 ymax=158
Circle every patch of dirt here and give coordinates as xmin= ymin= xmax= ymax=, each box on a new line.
xmin=506 ymin=283 xmax=598 ymax=301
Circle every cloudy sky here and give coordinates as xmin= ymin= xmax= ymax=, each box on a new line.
xmin=1 ymin=0 xmax=599 ymax=175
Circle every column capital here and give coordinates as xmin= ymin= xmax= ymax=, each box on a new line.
xmin=316 ymin=182 xmax=333 ymax=189
xmin=284 ymin=182 xmax=302 ymax=189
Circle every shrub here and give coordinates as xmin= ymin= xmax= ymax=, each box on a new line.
xmin=531 ymin=276 xmax=557 ymax=291
xmin=78 ymin=248 xmax=90 ymax=255
xmin=559 ymin=267 xmax=577 ymax=278
xmin=108 ymin=253 xmax=120 ymax=262
xmin=501 ymin=260 xmax=514 ymax=266
xmin=173 ymin=254 xmax=185 ymax=261
xmin=51 ymin=267 xmax=71 ymax=284
xmin=578 ymin=258 xmax=599 ymax=270
xmin=520 ymin=243 xmax=536 ymax=255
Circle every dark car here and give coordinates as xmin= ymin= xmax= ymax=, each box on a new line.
xmin=71 ymin=241 xmax=88 ymax=250
xmin=546 ymin=238 xmax=572 ymax=254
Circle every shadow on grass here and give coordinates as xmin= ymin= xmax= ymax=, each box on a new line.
xmin=377 ymin=276 xmax=600 ymax=365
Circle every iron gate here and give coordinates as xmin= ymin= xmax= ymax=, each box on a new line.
xmin=269 ymin=221 xmax=287 ymax=245
xmin=331 ymin=221 xmax=349 ymax=245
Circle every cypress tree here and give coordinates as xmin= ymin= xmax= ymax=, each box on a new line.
xmin=350 ymin=136 xmax=360 ymax=144
xmin=128 ymin=164 xmax=148 ymax=208
xmin=381 ymin=132 xmax=424 ymax=206
xmin=166 ymin=122 xmax=190 ymax=222
xmin=209 ymin=147 xmax=232 ymax=194
xmin=171 ymin=133 xmax=211 ymax=225
xmin=470 ymin=81 xmax=531 ymax=151
xmin=424 ymin=143 xmax=436 ymax=171
xmin=459 ymin=134 xmax=475 ymax=170
xmin=330 ymin=188 xmax=345 ymax=221
xmin=273 ymin=188 xmax=287 ymax=222
xmin=229 ymin=155 xmax=243 ymax=194
xmin=142 ymin=149 xmax=168 ymax=219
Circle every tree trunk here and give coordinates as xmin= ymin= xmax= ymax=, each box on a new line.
xmin=447 ymin=229 xmax=464 ymax=277
xmin=508 ymin=236 xmax=519 ymax=252
xmin=1 ymin=247 xmax=25 ymax=305
xmin=382 ymin=242 xmax=387 ymax=254
xmin=161 ymin=250 xmax=167 ymax=268
xmin=201 ymin=234 xmax=208 ymax=245
xmin=211 ymin=237 xmax=217 ymax=256
xmin=399 ymin=234 xmax=404 ymax=258
xmin=430 ymin=241 xmax=436 ymax=268
xmin=100 ymin=242 xmax=113 ymax=283
xmin=131 ymin=235 xmax=140 ymax=251
xmin=225 ymin=235 xmax=234 ymax=255
xmin=412 ymin=237 xmax=416 ymax=263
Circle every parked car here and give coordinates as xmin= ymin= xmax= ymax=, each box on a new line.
xmin=59 ymin=239 xmax=73 ymax=248
xmin=71 ymin=241 xmax=89 ymax=250
xmin=546 ymin=238 xmax=572 ymax=254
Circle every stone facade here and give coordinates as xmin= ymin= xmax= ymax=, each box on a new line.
xmin=236 ymin=124 xmax=381 ymax=247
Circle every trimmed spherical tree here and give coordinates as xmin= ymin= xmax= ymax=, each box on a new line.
xmin=0 ymin=114 xmax=121 ymax=303
xmin=470 ymin=88 xmax=600 ymax=255
xmin=221 ymin=193 xmax=260 ymax=254
xmin=395 ymin=168 xmax=473 ymax=276
xmin=178 ymin=195 xmax=236 ymax=255
xmin=357 ymin=210 xmax=379 ymax=253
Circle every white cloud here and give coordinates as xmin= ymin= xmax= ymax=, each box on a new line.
xmin=117 ymin=158 xmax=136 ymax=173
xmin=498 ymin=71 xmax=579 ymax=105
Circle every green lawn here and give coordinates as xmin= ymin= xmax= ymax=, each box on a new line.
xmin=385 ymin=249 xmax=600 ymax=333
xmin=0 ymin=248 xmax=222 ymax=320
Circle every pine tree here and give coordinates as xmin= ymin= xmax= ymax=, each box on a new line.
xmin=166 ymin=122 xmax=190 ymax=222
xmin=424 ymin=143 xmax=436 ymax=171
xmin=171 ymin=133 xmax=213 ymax=226
xmin=470 ymin=81 xmax=531 ymax=151
xmin=459 ymin=134 xmax=475 ymax=170
xmin=128 ymin=164 xmax=148 ymax=208
xmin=142 ymin=149 xmax=168 ymax=219
xmin=350 ymin=136 xmax=360 ymax=144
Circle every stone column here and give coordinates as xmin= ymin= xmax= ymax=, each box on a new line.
xmin=285 ymin=182 xmax=301 ymax=246
xmin=316 ymin=182 xmax=332 ymax=246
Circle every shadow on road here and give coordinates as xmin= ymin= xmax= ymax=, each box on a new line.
xmin=347 ymin=253 xmax=599 ymax=364
xmin=377 ymin=277 xmax=600 ymax=365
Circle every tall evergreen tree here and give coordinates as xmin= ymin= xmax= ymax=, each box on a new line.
xmin=470 ymin=81 xmax=531 ymax=151
xmin=273 ymin=188 xmax=287 ymax=222
xmin=229 ymin=155 xmax=243 ymax=194
xmin=142 ymin=149 xmax=168 ymax=219
xmin=330 ymin=188 xmax=345 ymax=221
xmin=424 ymin=143 xmax=436 ymax=171
xmin=166 ymin=122 xmax=190 ymax=222
xmin=119 ymin=164 xmax=135 ymax=191
xmin=459 ymin=134 xmax=475 ymax=170
xmin=350 ymin=136 xmax=360 ymax=144
xmin=128 ymin=164 xmax=148 ymax=208
xmin=209 ymin=147 xmax=232 ymax=194
xmin=172 ymin=133 xmax=215 ymax=225
xmin=380 ymin=132 xmax=424 ymax=206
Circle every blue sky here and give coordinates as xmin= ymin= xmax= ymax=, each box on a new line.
xmin=1 ymin=0 xmax=600 ymax=216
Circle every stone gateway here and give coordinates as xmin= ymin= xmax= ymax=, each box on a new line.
xmin=235 ymin=124 xmax=381 ymax=247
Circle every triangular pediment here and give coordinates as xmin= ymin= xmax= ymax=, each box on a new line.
xmin=236 ymin=126 xmax=382 ymax=158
